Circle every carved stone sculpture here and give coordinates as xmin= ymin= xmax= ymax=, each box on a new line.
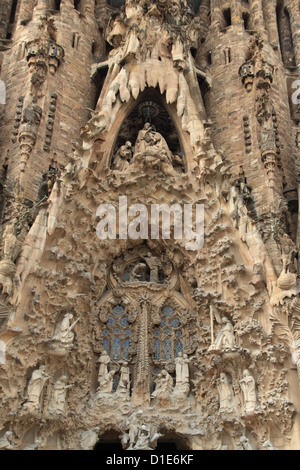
xmin=112 ymin=141 xmax=133 ymax=171
xmin=209 ymin=316 xmax=236 ymax=352
xmin=48 ymin=376 xmax=71 ymax=416
xmin=23 ymin=366 xmax=49 ymax=412
xmin=217 ymin=373 xmax=236 ymax=414
xmin=51 ymin=314 xmax=78 ymax=354
xmin=239 ymin=370 xmax=257 ymax=415
xmin=173 ymin=352 xmax=190 ymax=398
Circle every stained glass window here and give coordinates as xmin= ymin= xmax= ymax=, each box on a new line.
xmin=101 ymin=305 xmax=131 ymax=361
xmin=153 ymin=305 xmax=183 ymax=362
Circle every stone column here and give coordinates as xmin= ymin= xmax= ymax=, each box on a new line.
xmin=249 ymin=0 xmax=265 ymax=32
xmin=262 ymin=0 xmax=280 ymax=48
xmin=288 ymin=0 xmax=300 ymax=67
xmin=231 ymin=0 xmax=242 ymax=24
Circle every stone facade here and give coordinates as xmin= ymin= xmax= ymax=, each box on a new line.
xmin=0 ymin=0 xmax=300 ymax=451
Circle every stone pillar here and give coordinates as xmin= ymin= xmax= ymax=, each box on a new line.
xmin=18 ymin=0 xmax=35 ymax=25
xmin=288 ymin=0 xmax=300 ymax=66
xmin=249 ymin=0 xmax=265 ymax=32
xmin=210 ymin=0 xmax=223 ymax=28
xmin=262 ymin=0 xmax=280 ymax=48
xmin=231 ymin=0 xmax=242 ymax=24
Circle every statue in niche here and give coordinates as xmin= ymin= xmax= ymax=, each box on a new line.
xmin=239 ymin=369 xmax=257 ymax=415
xmin=278 ymin=233 xmax=297 ymax=274
xmin=116 ymin=361 xmax=130 ymax=397
xmin=97 ymin=370 xmax=115 ymax=394
xmin=97 ymin=351 xmax=115 ymax=395
xmin=151 ymin=370 xmax=174 ymax=399
xmin=23 ymin=366 xmax=50 ymax=411
xmin=48 ymin=376 xmax=72 ymax=415
xmin=209 ymin=312 xmax=236 ymax=352
xmin=132 ymin=123 xmax=177 ymax=175
xmin=97 ymin=350 xmax=111 ymax=382
xmin=173 ymin=352 xmax=190 ymax=398
xmin=52 ymin=313 xmax=79 ymax=350
xmin=1 ymin=219 xmax=18 ymax=261
xmin=217 ymin=372 xmax=236 ymax=414
xmin=112 ymin=141 xmax=133 ymax=171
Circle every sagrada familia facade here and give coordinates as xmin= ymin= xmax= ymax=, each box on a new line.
xmin=0 ymin=0 xmax=300 ymax=451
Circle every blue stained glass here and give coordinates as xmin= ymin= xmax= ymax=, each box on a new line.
xmin=162 ymin=306 xmax=174 ymax=318
xmin=160 ymin=318 xmax=166 ymax=328
xmin=102 ymin=339 xmax=110 ymax=355
xmin=123 ymin=339 xmax=130 ymax=360
xmin=112 ymin=337 xmax=121 ymax=360
xmin=154 ymin=340 xmax=161 ymax=360
xmin=112 ymin=305 xmax=125 ymax=316
xmin=107 ymin=316 xmax=116 ymax=327
xmin=103 ymin=329 xmax=110 ymax=336
xmin=164 ymin=339 xmax=172 ymax=360
xmin=114 ymin=327 xmax=121 ymax=335
xmin=125 ymin=329 xmax=132 ymax=337
xmin=175 ymin=330 xmax=182 ymax=337
xmin=170 ymin=318 xmax=181 ymax=328
xmin=165 ymin=329 xmax=172 ymax=336
xmin=153 ymin=330 xmax=161 ymax=337
xmin=175 ymin=340 xmax=183 ymax=357
xmin=120 ymin=317 xmax=129 ymax=327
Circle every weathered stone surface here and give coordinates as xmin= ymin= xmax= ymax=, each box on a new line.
xmin=0 ymin=0 xmax=299 ymax=451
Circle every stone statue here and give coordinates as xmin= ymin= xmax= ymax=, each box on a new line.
xmin=97 ymin=370 xmax=115 ymax=394
xmin=126 ymin=410 xmax=144 ymax=449
xmin=113 ymin=141 xmax=133 ymax=171
xmin=24 ymin=366 xmax=50 ymax=411
xmin=239 ymin=370 xmax=257 ymax=414
xmin=0 ymin=431 xmax=14 ymax=450
xmin=52 ymin=313 xmax=79 ymax=349
xmin=97 ymin=350 xmax=111 ymax=383
xmin=279 ymin=233 xmax=296 ymax=274
xmin=217 ymin=373 xmax=235 ymax=414
xmin=151 ymin=370 xmax=173 ymax=399
xmin=133 ymin=123 xmax=176 ymax=174
xmin=209 ymin=316 xmax=236 ymax=352
xmin=2 ymin=219 xmax=18 ymax=261
xmin=48 ymin=376 xmax=71 ymax=415
xmin=132 ymin=424 xmax=162 ymax=450
xmin=143 ymin=252 xmax=161 ymax=283
xmin=173 ymin=352 xmax=190 ymax=398
xmin=116 ymin=361 xmax=130 ymax=396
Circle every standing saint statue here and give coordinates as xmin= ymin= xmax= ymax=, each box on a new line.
xmin=24 ymin=366 xmax=50 ymax=411
xmin=217 ymin=372 xmax=236 ymax=414
xmin=239 ymin=369 xmax=257 ymax=414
